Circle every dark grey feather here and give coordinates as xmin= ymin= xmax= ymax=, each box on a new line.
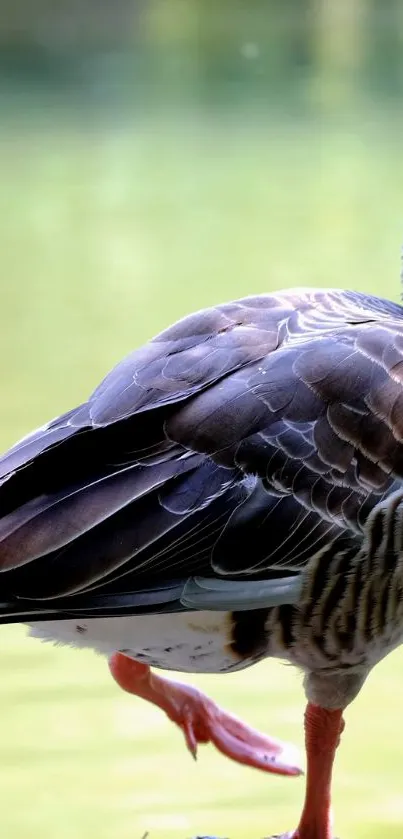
xmin=0 ymin=287 xmax=403 ymax=620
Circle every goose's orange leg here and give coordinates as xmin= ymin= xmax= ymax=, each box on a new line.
xmin=272 ymin=703 xmax=344 ymax=839
xmin=109 ymin=651 xmax=302 ymax=777
xmin=295 ymin=704 xmax=344 ymax=839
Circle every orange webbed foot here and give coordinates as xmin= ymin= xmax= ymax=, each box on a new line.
xmin=109 ymin=652 xmax=302 ymax=777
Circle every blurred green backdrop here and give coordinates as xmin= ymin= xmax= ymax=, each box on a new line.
xmin=0 ymin=2 xmax=403 ymax=838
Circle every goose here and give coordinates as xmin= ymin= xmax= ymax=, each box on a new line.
xmin=1 ymin=286 xmax=403 ymax=839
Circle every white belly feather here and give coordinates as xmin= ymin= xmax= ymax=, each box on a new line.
xmin=26 ymin=611 xmax=248 ymax=673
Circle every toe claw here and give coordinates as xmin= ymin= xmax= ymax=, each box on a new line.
xmin=181 ymin=708 xmax=198 ymax=759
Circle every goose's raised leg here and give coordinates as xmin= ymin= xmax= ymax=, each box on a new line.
xmin=109 ymin=652 xmax=302 ymax=776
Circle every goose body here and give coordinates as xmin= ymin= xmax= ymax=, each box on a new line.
xmin=3 ymin=286 xmax=403 ymax=836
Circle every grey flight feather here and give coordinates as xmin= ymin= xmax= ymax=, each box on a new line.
xmin=180 ymin=575 xmax=303 ymax=611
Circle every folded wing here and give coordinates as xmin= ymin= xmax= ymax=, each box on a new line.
xmin=0 ymin=288 xmax=403 ymax=619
